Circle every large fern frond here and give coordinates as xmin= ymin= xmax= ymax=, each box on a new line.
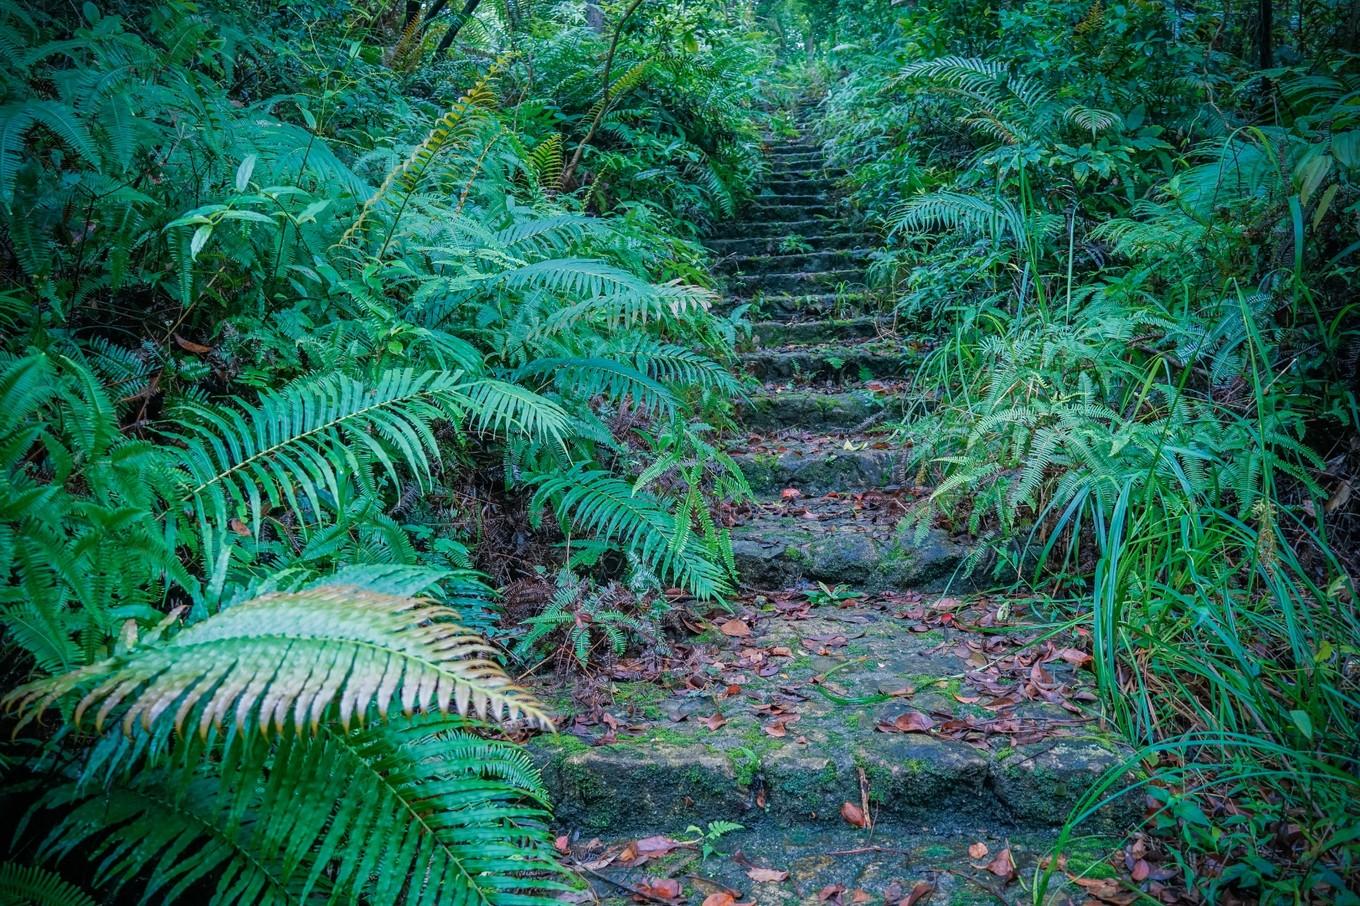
xmin=5 ymin=584 xmax=553 ymax=736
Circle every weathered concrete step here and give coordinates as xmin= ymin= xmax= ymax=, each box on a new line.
xmin=747 ymin=315 xmax=884 ymax=346
xmin=752 ymin=191 xmax=828 ymax=206
xmin=740 ymin=343 xmax=905 ymax=383
xmin=706 ymin=232 xmax=876 ymax=255
xmin=730 ymin=268 xmax=866 ymax=296
xmin=731 ymin=432 xmax=902 ymax=494
xmin=738 ymin=384 xmax=906 ymax=431
xmin=762 ymin=178 xmax=829 ymax=195
xmin=747 ymin=202 xmax=838 ymax=220
xmin=712 ymin=218 xmax=854 ymax=239
xmin=720 ymin=292 xmax=880 ymax=320
xmin=731 ymin=496 xmax=976 ymax=592
xmin=531 ymin=606 xmax=1136 ymax=835
xmin=560 ymin=823 xmax=1114 ymax=906
xmin=715 ymin=249 xmax=872 ymax=276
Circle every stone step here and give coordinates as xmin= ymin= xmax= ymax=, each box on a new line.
xmin=766 ymin=143 xmax=822 ymax=155
xmin=558 ymin=823 xmax=1114 ymax=906
xmin=769 ymin=158 xmax=842 ymax=171
xmin=769 ymin=167 xmax=848 ymax=182
xmin=714 ymin=249 xmax=872 ymax=276
xmin=530 ymin=604 xmax=1135 ymax=834
xmin=730 ymin=432 xmax=902 ymax=495
xmin=711 ymin=218 xmax=853 ymax=239
xmin=747 ymin=315 xmax=884 ymax=346
xmin=751 ymin=191 xmax=828 ymax=207
xmin=747 ymin=202 xmax=838 ymax=220
xmin=740 ymin=342 xmax=905 ymax=383
xmin=730 ymin=493 xmax=977 ymax=591
xmin=706 ymin=232 xmax=876 ymax=255
xmin=761 ymin=178 xmax=828 ymax=195
xmin=738 ymin=384 xmax=906 ymax=432
xmin=729 ymin=268 xmax=867 ymax=297
xmin=720 ymin=292 xmax=880 ymax=320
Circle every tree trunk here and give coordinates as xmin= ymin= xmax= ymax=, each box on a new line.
xmin=435 ymin=0 xmax=483 ymax=55
xmin=1258 ymin=0 xmax=1274 ymax=68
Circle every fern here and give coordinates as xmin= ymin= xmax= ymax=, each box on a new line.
xmin=0 ymin=864 xmax=97 ymax=906
xmin=530 ymin=465 xmax=730 ymax=599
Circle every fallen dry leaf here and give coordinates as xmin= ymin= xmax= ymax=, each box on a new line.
xmin=892 ymin=710 xmax=934 ymax=733
xmin=901 ymin=880 xmax=935 ymax=905
xmin=986 ymin=847 xmax=1017 ymax=882
xmin=746 ymin=867 xmax=789 ymax=883
xmin=699 ymin=712 xmax=728 ymax=731
xmin=701 ymin=895 xmax=735 ymax=906
xmin=636 ymin=876 xmax=681 ymax=901
xmin=174 ymin=333 xmax=213 ymax=354
xmin=553 ymin=835 xmax=570 ymax=854
xmin=719 ymin=618 xmax=752 ymax=638
xmin=780 ymin=487 xmax=802 ymax=500
xmin=840 ymin=801 xmax=870 ymax=828
xmin=968 ymin=841 xmax=989 ymax=859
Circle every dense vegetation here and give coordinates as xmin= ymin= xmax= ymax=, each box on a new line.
xmin=809 ymin=0 xmax=1360 ymax=898
xmin=1 ymin=0 xmax=1357 ymax=903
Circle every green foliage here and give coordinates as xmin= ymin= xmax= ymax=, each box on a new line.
xmin=1 ymin=0 xmax=780 ymax=901
xmin=812 ymin=0 xmax=1360 ymax=899
xmin=509 ymin=567 xmax=662 ymax=672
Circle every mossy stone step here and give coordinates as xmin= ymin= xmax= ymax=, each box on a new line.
xmin=747 ymin=316 xmax=884 ymax=346
xmin=747 ymin=202 xmax=838 ymax=220
xmin=561 ymin=823 xmax=1116 ymax=906
xmin=721 ymin=292 xmax=880 ymax=320
xmin=762 ymin=178 xmax=829 ymax=195
xmin=738 ymin=386 xmax=902 ymax=431
xmin=706 ymin=233 xmax=874 ymax=256
xmin=530 ymin=608 xmax=1136 ymax=836
xmin=731 ymin=434 xmax=902 ymax=495
xmin=730 ymin=268 xmax=866 ymax=296
xmin=753 ymin=191 xmax=829 ymax=206
xmin=715 ymin=249 xmax=871 ymax=276
xmin=730 ymin=499 xmax=973 ymax=592
xmin=740 ymin=343 xmax=903 ymax=382
xmin=713 ymin=218 xmax=851 ymax=239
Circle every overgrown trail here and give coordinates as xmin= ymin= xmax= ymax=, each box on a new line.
xmin=536 ymin=116 xmax=1138 ymax=905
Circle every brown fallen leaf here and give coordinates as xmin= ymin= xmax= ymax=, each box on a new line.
xmin=780 ymin=487 xmax=802 ymax=500
xmin=901 ymin=880 xmax=935 ymax=905
xmin=1055 ymin=647 xmax=1092 ymax=668
xmin=636 ymin=876 xmax=681 ymax=901
xmin=174 ymin=333 xmax=213 ymax=354
xmin=229 ymin=518 xmax=253 ymax=537
xmin=699 ymin=712 xmax=728 ymax=731
xmin=840 ymin=801 xmax=870 ymax=828
xmin=968 ymin=841 xmax=989 ymax=860
xmin=817 ymin=884 xmax=844 ymax=901
xmin=1131 ymin=858 xmax=1150 ymax=882
xmin=746 ymin=866 xmax=789 ymax=883
xmin=634 ymin=836 xmax=679 ymax=856
xmin=553 ymin=835 xmax=570 ymax=854
xmin=719 ymin=618 xmax=752 ymax=638
xmin=850 ymin=891 xmax=872 ymax=904
xmin=985 ymin=847 xmax=1017 ymax=882
xmin=882 ymin=710 xmax=934 ymax=733
xmin=701 ymin=894 xmax=735 ymax=906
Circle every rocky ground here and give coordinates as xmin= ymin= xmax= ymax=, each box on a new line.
xmin=528 ymin=120 xmax=1146 ymax=905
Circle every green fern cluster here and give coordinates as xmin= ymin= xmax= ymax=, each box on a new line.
xmin=0 ymin=0 xmax=782 ymax=901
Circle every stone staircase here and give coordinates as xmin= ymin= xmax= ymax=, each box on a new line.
xmin=531 ymin=119 xmax=1136 ymax=905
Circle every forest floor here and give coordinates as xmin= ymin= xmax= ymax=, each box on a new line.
xmin=528 ymin=120 xmax=1168 ymax=906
